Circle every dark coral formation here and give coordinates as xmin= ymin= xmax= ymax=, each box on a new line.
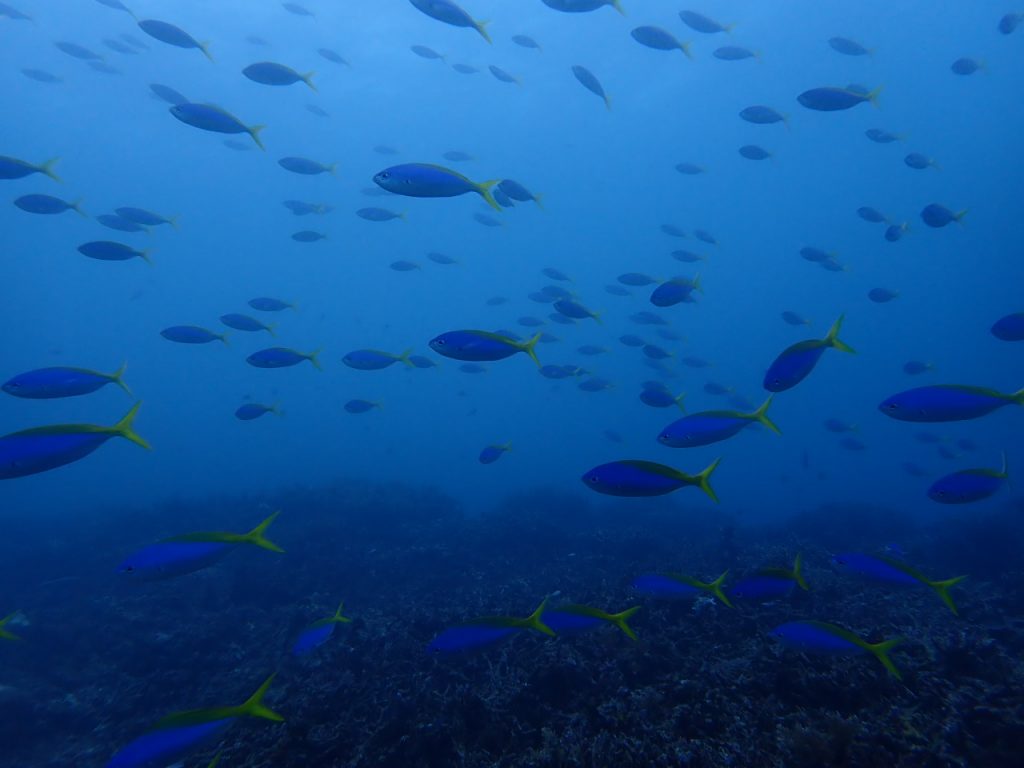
xmin=1 ymin=485 xmax=1022 ymax=767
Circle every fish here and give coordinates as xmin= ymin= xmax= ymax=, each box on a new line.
xmin=661 ymin=224 xmax=687 ymax=238
xmin=951 ymin=58 xmax=983 ymax=76
xmin=243 ymin=62 xmax=316 ymax=90
xmin=357 ymin=207 xmax=405 ymax=222
xmin=998 ymin=12 xmax=1022 ymax=34
xmin=0 ymin=402 xmax=149 ymax=480
xmin=879 ymin=384 xmax=1023 ymax=422
xmin=857 ymin=206 xmax=888 ymax=223
xmin=769 ymin=621 xmax=904 ymax=678
xmin=408 ymin=355 xmax=438 ymax=369
xmin=235 ymin=403 xmax=281 ymax=421
xmin=430 ymin=330 xmax=540 ymax=366
xmin=279 ymin=156 xmax=335 ymax=175
xmin=581 ymin=458 xmax=719 ymax=500
xmin=884 ymin=222 xmax=910 ymax=242
xmin=117 ymin=512 xmax=283 ymax=579
xmin=928 ymin=454 xmax=1008 ymax=504
xmin=77 ymin=241 xmax=151 ymax=264
xmin=307 ymin=104 xmax=330 ymax=118
xmin=730 ymin=554 xmax=808 ymax=600
xmin=541 ymin=0 xmax=623 ymax=13
xmin=248 ymin=297 xmax=297 ymax=312
xmin=22 ymin=69 xmax=63 ymax=84
xmin=991 ymin=312 xmax=1024 ymax=341
xmin=577 ymin=344 xmax=606 ymax=356
xmin=137 ymin=19 xmax=212 ymax=60
xmin=220 ymin=313 xmax=275 ymax=335
xmin=542 ymin=267 xmax=571 ymax=282
xmin=763 ymin=315 xmax=854 ymax=392
xmin=650 ymin=275 xmax=701 ymax=307
xmin=292 ymin=230 xmax=326 ymax=242
xmin=318 ymin=48 xmax=350 ymax=66
xmin=632 ymin=570 xmax=732 ymax=607
xmin=781 ymin=311 xmax=811 ymax=326
xmin=283 ymin=200 xmax=331 ymax=216
xmin=578 ymin=377 xmax=614 ymax=392
xmin=479 ymin=442 xmax=511 ymax=464
xmin=679 ymin=10 xmax=731 ymax=34
xmin=488 ymin=65 xmax=520 ymax=85
xmin=55 ymin=41 xmax=103 ymax=61
xmin=868 ymin=287 xmax=899 ymax=303
xmin=832 ymin=552 xmax=965 ymax=614
xmin=797 ymin=86 xmax=880 ymax=111
xmin=713 ymin=45 xmax=758 ymax=61
xmin=292 ymin=602 xmax=352 ymax=656
xmin=0 ymin=155 xmax=60 ymax=182
xmin=116 ymin=207 xmax=178 ymax=228
xmin=904 ymin=152 xmax=938 ymax=170
xmin=442 ymin=150 xmax=474 ymax=162
xmin=619 ymin=273 xmax=659 ymax=286
xmin=0 ymin=1 xmax=30 ymax=20
xmin=105 ymin=675 xmax=282 ymax=768
xmin=739 ymin=105 xmax=787 ymax=125
xmin=671 ymin=250 xmax=704 ymax=263
xmin=828 ymin=36 xmax=871 ymax=56
xmin=630 ymin=311 xmax=669 ymax=326
xmin=920 ymin=203 xmax=967 ymax=228
xmin=409 ymin=0 xmax=491 ymax=43
xmin=97 ymin=214 xmax=148 ymax=233
xmin=3 ymin=364 xmax=130 ymax=399
xmin=343 ymin=399 xmax=381 ymax=415
xmin=451 ymin=63 xmax=478 ymax=74
xmin=630 ymin=26 xmax=692 ymax=58
xmin=864 ymin=128 xmax=903 ymax=144
xmin=511 ymin=34 xmax=541 ymax=51
xmin=160 ymin=326 xmax=228 ymax=345
xmin=342 ymin=349 xmax=413 ymax=371
xmin=823 ymin=418 xmax=856 ymax=433
xmin=373 ymin=163 xmax=499 ymax=211
xmin=411 ymin=44 xmax=446 ymax=62
xmin=14 ymin=194 xmax=84 ymax=216
xmin=427 ymin=598 xmax=554 ymax=655
xmin=542 ymin=605 xmax=640 ymax=639
xmin=675 ymin=162 xmax=705 ymax=175
xmin=246 ymin=347 xmax=322 ymax=370
xmin=498 ymin=179 xmax=542 ymax=207
xmin=639 ymin=386 xmax=685 ymax=410
xmin=739 ymin=144 xmax=771 ymax=160
xmin=170 ymin=103 xmax=264 ymax=149
xmin=658 ymin=397 xmax=780 ymax=447
xmin=571 ymin=65 xmax=610 ymax=110
xmin=605 ymin=284 xmax=631 ymax=297
xmin=554 ymin=298 xmax=600 ymax=322
xmin=619 ymin=334 xmax=646 ymax=347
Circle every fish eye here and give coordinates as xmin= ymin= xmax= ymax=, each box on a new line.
xmin=588 ymin=474 xmax=600 ymax=482
xmin=379 ymin=171 xmax=390 ymax=179
xmin=887 ymin=403 xmax=898 ymax=410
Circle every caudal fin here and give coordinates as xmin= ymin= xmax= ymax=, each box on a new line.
xmin=691 ymin=457 xmax=721 ymax=503
xmin=39 ymin=157 xmax=61 ymax=183
xmin=199 ymin=41 xmax=214 ymax=62
xmin=249 ymin=124 xmax=266 ymax=151
xmin=238 ymin=674 xmax=285 ymax=722
xmin=611 ymin=0 xmax=625 ymax=15
xmin=927 ymin=575 xmax=967 ymax=615
xmin=865 ymin=637 xmax=904 ymax=679
xmin=793 ymin=553 xmax=809 ymax=590
xmin=477 ymin=179 xmax=502 ymax=212
xmin=706 ymin=570 xmax=733 ymax=608
xmin=303 ymin=71 xmax=317 ymax=91
xmin=825 ymin=314 xmax=855 ymax=354
xmin=475 ymin=19 xmax=491 ymax=44
xmin=244 ymin=511 xmax=285 ymax=553
xmin=0 ymin=612 xmax=20 ymax=641
xmin=610 ymin=606 xmax=641 ymax=640
xmin=526 ymin=597 xmax=555 ymax=636
xmin=307 ymin=349 xmax=323 ymax=371
xmin=111 ymin=403 xmax=151 ymax=450
xmin=109 ymin=362 xmax=132 ymax=396
xmin=749 ymin=396 xmax=781 ymax=435
xmin=518 ymin=332 xmax=543 ymax=368
xmin=332 ymin=601 xmax=353 ymax=624
xmin=398 ymin=348 xmax=415 ymax=368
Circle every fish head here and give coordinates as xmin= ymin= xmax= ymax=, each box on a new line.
xmin=1 ymin=380 xmax=20 ymax=394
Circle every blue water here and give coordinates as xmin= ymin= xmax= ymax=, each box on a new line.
xmin=1 ymin=1 xmax=1023 ymax=766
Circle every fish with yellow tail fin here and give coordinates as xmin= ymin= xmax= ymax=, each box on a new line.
xmin=582 ymin=458 xmax=720 ymax=500
xmin=659 ymin=395 xmax=780 ymax=447
xmin=430 ymin=330 xmax=542 ymax=367
xmin=543 ymin=605 xmax=641 ymax=639
xmin=632 ymin=570 xmax=733 ymax=607
xmin=373 ymin=163 xmax=501 ymax=211
xmin=427 ymin=598 xmax=554 ymax=654
xmin=3 ymin=363 xmax=131 ymax=399
xmin=292 ymin=601 xmax=353 ymax=656
xmin=770 ymin=621 xmax=904 ymax=678
xmin=764 ymin=315 xmax=854 ymax=392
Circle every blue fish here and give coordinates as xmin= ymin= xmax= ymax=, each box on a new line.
xmin=632 ymin=570 xmax=731 ymax=607
xmin=479 ymin=442 xmax=511 ymax=464
xmin=581 ymin=458 xmax=719 ymax=500
xmin=770 ymin=621 xmax=903 ymax=678
xmin=543 ymin=605 xmax=639 ymax=639
xmin=991 ymin=313 xmax=1024 ymax=341
xmin=373 ymin=163 xmax=500 ymax=211
xmin=247 ymin=347 xmax=321 ymax=370
xmin=279 ymin=156 xmax=335 ymax=175
xmin=571 ymin=65 xmax=611 ymax=110
xmin=928 ymin=454 xmax=1008 ymax=504
xmin=137 ymin=19 xmax=211 ymax=60
xmin=170 ymin=103 xmax=265 ymax=149
xmin=639 ymin=386 xmax=685 ymax=410
xmin=427 ymin=598 xmax=554 ymax=655
xmin=797 ymin=86 xmax=880 ymax=111
xmin=161 ymin=325 xmax=228 ymax=345
xmin=220 ymin=313 xmax=275 ymax=336
xmin=243 ymin=61 xmax=316 ymax=90
xmin=0 ymin=402 xmax=149 ymax=480
xmin=117 ymin=511 xmax=284 ymax=580
xmin=249 ymin=297 xmax=296 ymax=312
xmin=650 ymin=275 xmax=701 ymax=307
xmin=149 ymin=83 xmax=188 ymax=105
xmin=342 ymin=349 xmax=413 ymax=371
xmin=0 ymin=612 xmax=21 ymax=641
xmin=542 ymin=0 xmax=623 ymax=13
xmin=14 ymin=194 xmax=84 ymax=216
xmin=106 ymin=675 xmax=282 ymax=768
xmin=3 ymin=364 xmax=130 ymax=399
xmin=920 ymin=203 xmax=967 ymax=228
xmin=97 ymin=214 xmax=148 ymax=233
xmin=729 ymin=554 xmax=808 ymax=601
xmin=115 ymin=207 xmax=178 ymax=228
xmin=713 ymin=45 xmax=758 ymax=60
xmin=832 ymin=552 xmax=965 ymax=614
xmin=292 ymin=602 xmax=352 ymax=657
xmin=498 ymin=179 xmax=543 ymax=207
xmin=429 ymin=330 xmax=541 ymax=367
xmin=554 ymin=298 xmax=600 ymax=322
xmin=0 ymin=155 xmax=60 ymax=181
xmin=408 ymin=0 xmax=491 ymax=43
xmin=78 ymin=240 xmax=151 ymax=264
xmin=235 ymin=403 xmax=280 ymax=421
xmin=658 ymin=396 xmax=780 ymax=447
xmin=879 ymin=384 xmax=1023 ymax=422
xmin=631 ymin=26 xmax=693 ymax=58
xmin=763 ymin=315 xmax=854 ymax=392
xmin=344 ymin=399 xmax=381 ymax=414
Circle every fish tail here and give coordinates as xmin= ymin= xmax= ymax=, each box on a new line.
xmin=244 ymin=511 xmax=285 ymax=553
xmin=477 ymin=179 xmax=502 ymax=212
xmin=527 ymin=597 xmax=555 ymax=636
xmin=611 ymin=0 xmax=625 ymax=16
xmin=500 ymin=441 xmax=513 ymax=452
xmin=680 ymin=41 xmax=694 ymax=60
xmin=0 ymin=612 xmax=20 ymax=641
xmin=270 ymin=402 xmax=285 ymax=418
xmin=139 ymin=249 xmax=154 ymax=266
xmin=332 ymin=601 xmax=352 ymax=624
xmin=237 ymin=674 xmax=284 ymax=722
xmin=518 ymin=332 xmax=543 ymax=368
xmin=219 ymin=332 xmax=230 ymax=346
xmin=71 ymin=199 xmax=87 ymax=217
xmin=398 ymin=348 xmax=415 ymax=367
xmin=955 ymin=208 xmax=969 ymax=225
xmin=307 ymin=348 xmax=323 ymax=371
xmin=865 ymin=637 xmax=904 ymax=679
xmin=111 ymin=403 xmax=151 ymax=450
xmin=249 ymin=124 xmax=266 ymax=151
xmin=604 ymin=93 xmax=612 ymax=111
xmin=39 ymin=157 xmax=61 ymax=183
xmin=610 ymin=606 xmax=641 ymax=640
xmin=304 ymin=71 xmax=317 ymax=91
xmin=532 ymin=192 xmax=545 ymax=210
xmin=751 ymin=395 xmax=782 ymax=435
xmin=693 ymin=273 xmax=704 ymax=294
xmin=199 ymin=41 xmax=214 ymax=62
xmin=111 ymin=362 xmax=132 ymax=397
xmin=927 ymin=575 xmax=967 ymax=615
xmin=475 ymin=19 xmax=491 ymax=44
xmin=793 ymin=553 xmax=809 ymax=590
xmin=167 ymin=215 xmax=180 ymax=230
xmin=693 ymin=457 xmax=721 ymax=503
xmin=826 ymin=314 xmax=855 ymax=353
xmin=207 ymin=751 xmax=223 ymax=768
xmin=266 ymin=323 xmax=277 ymax=338
xmin=674 ymin=392 xmax=686 ymax=412
xmin=867 ymin=85 xmax=883 ymax=107
xmin=707 ymin=570 xmax=733 ymax=608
